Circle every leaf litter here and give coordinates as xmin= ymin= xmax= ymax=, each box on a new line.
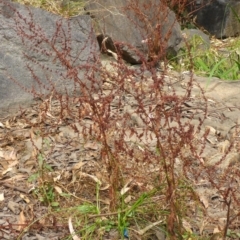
xmin=0 ymin=68 xmax=240 ymax=239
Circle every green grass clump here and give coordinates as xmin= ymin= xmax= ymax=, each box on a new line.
xmin=172 ymin=35 xmax=240 ymax=80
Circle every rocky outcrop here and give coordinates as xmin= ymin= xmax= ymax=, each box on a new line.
xmin=86 ymin=0 xmax=183 ymax=64
xmin=0 ymin=0 xmax=98 ymax=111
xmin=190 ymin=0 xmax=240 ymax=38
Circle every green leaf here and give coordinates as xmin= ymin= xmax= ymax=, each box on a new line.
xmin=28 ymin=172 xmax=39 ymax=182
xmin=51 ymin=202 xmax=59 ymax=207
xmin=209 ymin=58 xmax=227 ymax=78
xmin=233 ymin=59 xmax=240 ymax=71
xmin=76 ymin=204 xmax=98 ymax=214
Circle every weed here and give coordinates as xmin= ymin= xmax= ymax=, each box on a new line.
xmin=28 ymin=144 xmax=60 ymax=207
xmin=3 ymin=0 xmax=240 ymax=239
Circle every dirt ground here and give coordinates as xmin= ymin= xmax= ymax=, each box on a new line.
xmin=1 ymin=62 xmax=240 ymax=239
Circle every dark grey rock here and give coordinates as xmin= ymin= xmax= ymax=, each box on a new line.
xmin=191 ymin=0 xmax=240 ymax=38
xmin=0 ymin=0 xmax=99 ymax=113
xmin=86 ymin=0 xmax=183 ymax=64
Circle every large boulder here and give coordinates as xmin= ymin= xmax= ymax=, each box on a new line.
xmin=0 ymin=0 xmax=99 ymax=113
xmin=86 ymin=0 xmax=183 ymax=64
xmin=191 ymin=0 xmax=240 ymax=38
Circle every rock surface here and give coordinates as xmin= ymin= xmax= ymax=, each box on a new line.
xmin=86 ymin=0 xmax=183 ymax=64
xmin=181 ymin=28 xmax=210 ymax=50
xmin=0 ymin=0 xmax=98 ymax=113
xmin=191 ymin=0 xmax=240 ymax=38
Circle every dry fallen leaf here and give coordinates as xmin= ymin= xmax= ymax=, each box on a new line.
xmin=0 ymin=193 xmax=4 ymax=201
xmin=1 ymin=158 xmax=19 ymax=175
xmin=120 ymin=179 xmax=132 ymax=196
xmin=46 ymin=112 xmax=55 ymax=118
xmin=8 ymin=201 xmax=19 ymax=214
xmin=17 ymin=211 xmax=27 ymax=231
xmin=7 ymin=150 xmax=17 ymax=160
xmin=72 ymin=161 xmax=85 ymax=170
xmin=0 ymin=150 xmax=4 ymax=158
xmin=199 ymin=218 xmax=209 ymax=235
xmin=218 ymin=218 xmax=226 ymax=231
xmin=5 ymin=120 xmax=11 ymax=129
xmin=100 ymin=184 xmax=110 ymax=191
xmin=199 ymin=195 xmax=209 ymax=209
xmin=213 ymin=226 xmax=221 ymax=234
xmin=182 ymin=219 xmax=192 ymax=233
xmin=124 ymin=195 xmax=132 ymax=203
xmin=210 ymin=232 xmax=223 ymax=240
xmin=218 ymin=140 xmax=230 ymax=154
xmin=84 ymin=142 xmax=100 ymax=150
xmin=54 ymin=186 xmax=63 ymax=194
xmin=39 ymin=217 xmax=46 ymax=225
xmin=131 ymin=220 xmax=163 ymax=235
xmin=0 ymin=149 xmax=18 ymax=161
xmin=2 ymin=167 xmax=13 ymax=175
xmin=78 ymin=172 xmax=101 ymax=185
xmin=53 ymin=174 xmax=62 ymax=182
xmin=20 ymin=194 xmax=30 ymax=203
xmin=68 ymin=216 xmax=81 ymax=240
xmin=0 ymin=121 xmax=5 ymax=128
xmin=2 ymin=174 xmax=26 ymax=182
